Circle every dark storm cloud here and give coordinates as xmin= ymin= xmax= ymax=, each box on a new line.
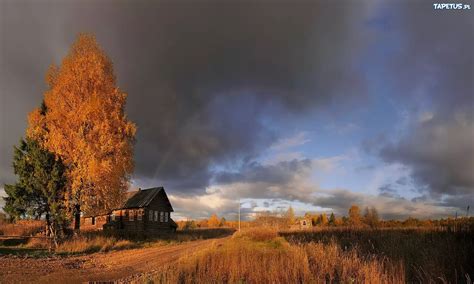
xmin=381 ymin=116 xmax=474 ymax=196
xmin=211 ymin=158 xmax=315 ymax=202
xmin=438 ymin=194 xmax=474 ymax=214
xmin=0 ymin=1 xmax=373 ymax=194
xmin=214 ymin=159 xmax=312 ymax=185
xmin=385 ymin=2 xmax=473 ymax=114
xmin=313 ymin=189 xmax=363 ymax=213
xmin=313 ymin=189 xmax=451 ymax=219
xmin=377 ymin=1 xmax=473 ymax=203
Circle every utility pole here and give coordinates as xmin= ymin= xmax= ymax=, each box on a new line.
xmin=238 ymin=198 xmax=241 ymax=232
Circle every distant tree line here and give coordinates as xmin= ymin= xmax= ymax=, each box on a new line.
xmin=177 ymin=213 xmax=228 ymax=230
xmin=238 ymin=204 xmax=470 ymax=230
xmin=169 ymin=206 xmax=471 ymax=232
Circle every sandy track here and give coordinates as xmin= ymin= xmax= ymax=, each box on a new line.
xmin=0 ymin=237 xmax=228 ymax=283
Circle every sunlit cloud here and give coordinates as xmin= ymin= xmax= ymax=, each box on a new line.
xmin=270 ymin=132 xmax=311 ymax=151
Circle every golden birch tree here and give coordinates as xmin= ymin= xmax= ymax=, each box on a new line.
xmin=27 ymin=34 xmax=136 ymax=229
xmin=208 ymin=213 xmax=220 ymax=228
xmin=348 ymin=205 xmax=362 ymax=227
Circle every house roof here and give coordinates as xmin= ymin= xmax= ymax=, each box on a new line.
xmin=122 ymin=187 xmax=174 ymax=211
xmin=124 ymin=190 xmax=138 ymax=201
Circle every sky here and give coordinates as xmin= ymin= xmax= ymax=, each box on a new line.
xmin=0 ymin=0 xmax=472 ymax=220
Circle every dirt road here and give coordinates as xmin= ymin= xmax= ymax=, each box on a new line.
xmin=0 ymin=237 xmax=228 ymax=283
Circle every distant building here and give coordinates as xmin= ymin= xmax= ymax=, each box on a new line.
xmin=290 ymin=218 xmax=312 ymax=230
xmin=300 ymin=218 xmax=312 ymax=229
xmin=84 ymin=187 xmax=177 ymax=235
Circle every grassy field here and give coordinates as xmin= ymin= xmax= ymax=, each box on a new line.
xmin=150 ymin=228 xmax=404 ymax=284
xmin=146 ymin=226 xmax=473 ymax=283
xmin=280 ymin=227 xmax=474 ymax=282
xmin=1 ymin=219 xmax=473 ymax=283
xmin=0 ymin=219 xmax=45 ymax=236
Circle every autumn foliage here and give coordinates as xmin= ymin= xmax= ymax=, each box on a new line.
xmin=207 ymin=213 xmax=220 ymax=227
xmin=27 ymin=34 xmax=136 ymax=224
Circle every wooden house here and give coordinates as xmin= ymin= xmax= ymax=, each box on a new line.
xmin=80 ymin=191 xmax=137 ymax=231
xmin=103 ymin=187 xmax=177 ymax=235
xmin=81 ymin=214 xmax=108 ymax=231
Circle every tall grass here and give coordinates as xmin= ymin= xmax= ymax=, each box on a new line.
xmin=0 ymin=220 xmax=45 ymax=236
xmin=55 ymin=228 xmax=233 ymax=255
xmin=24 ymin=237 xmax=51 ymax=249
xmin=281 ymin=227 xmax=474 ymax=282
xmin=56 ymin=234 xmax=138 ymax=254
xmin=151 ymin=228 xmax=404 ymax=283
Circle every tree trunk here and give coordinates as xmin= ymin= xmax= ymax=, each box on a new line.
xmin=50 ymin=223 xmax=58 ymax=249
xmin=45 ymin=212 xmax=58 ymax=250
xmin=74 ymin=203 xmax=81 ymax=230
xmin=45 ymin=213 xmax=51 ymax=237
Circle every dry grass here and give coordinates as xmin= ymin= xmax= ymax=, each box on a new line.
xmin=235 ymin=227 xmax=278 ymax=241
xmin=151 ymin=228 xmax=403 ymax=284
xmin=173 ymin=228 xmax=235 ymax=242
xmin=0 ymin=220 xmax=45 ymax=236
xmin=56 ymin=235 xmax=139 ymax=254
xmin=281 ymin=227 xmax=474 ymax=282
xmin=24 ymin=237 xmax=51 ymax=249
xmin=55 ymin=229 xmax=233 ymax=255
xmin=108 ymin=228 xmax=234 ymax=243
xmin=55 ymin=228 xmax=227 ymax=254
xmin=303 ymin=242 xmax=403 ymax=283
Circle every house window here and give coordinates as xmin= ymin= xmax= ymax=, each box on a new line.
xmin=164 ymin=212 xmax=169 ymax=222
xmin=91 ymin=217 xmax=96 ymax=225
xmin=154 ymin=210 xmax=158 ymax=222
xmin=129 ymin=210 xmax=134 ymax=221
xmin=137 ymin=209 xmax=142 ymax=221
xmin=160 ymin=211 xmax=164 ymax=222
xmin=149 ymin=210 xmax=153 ymax=221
